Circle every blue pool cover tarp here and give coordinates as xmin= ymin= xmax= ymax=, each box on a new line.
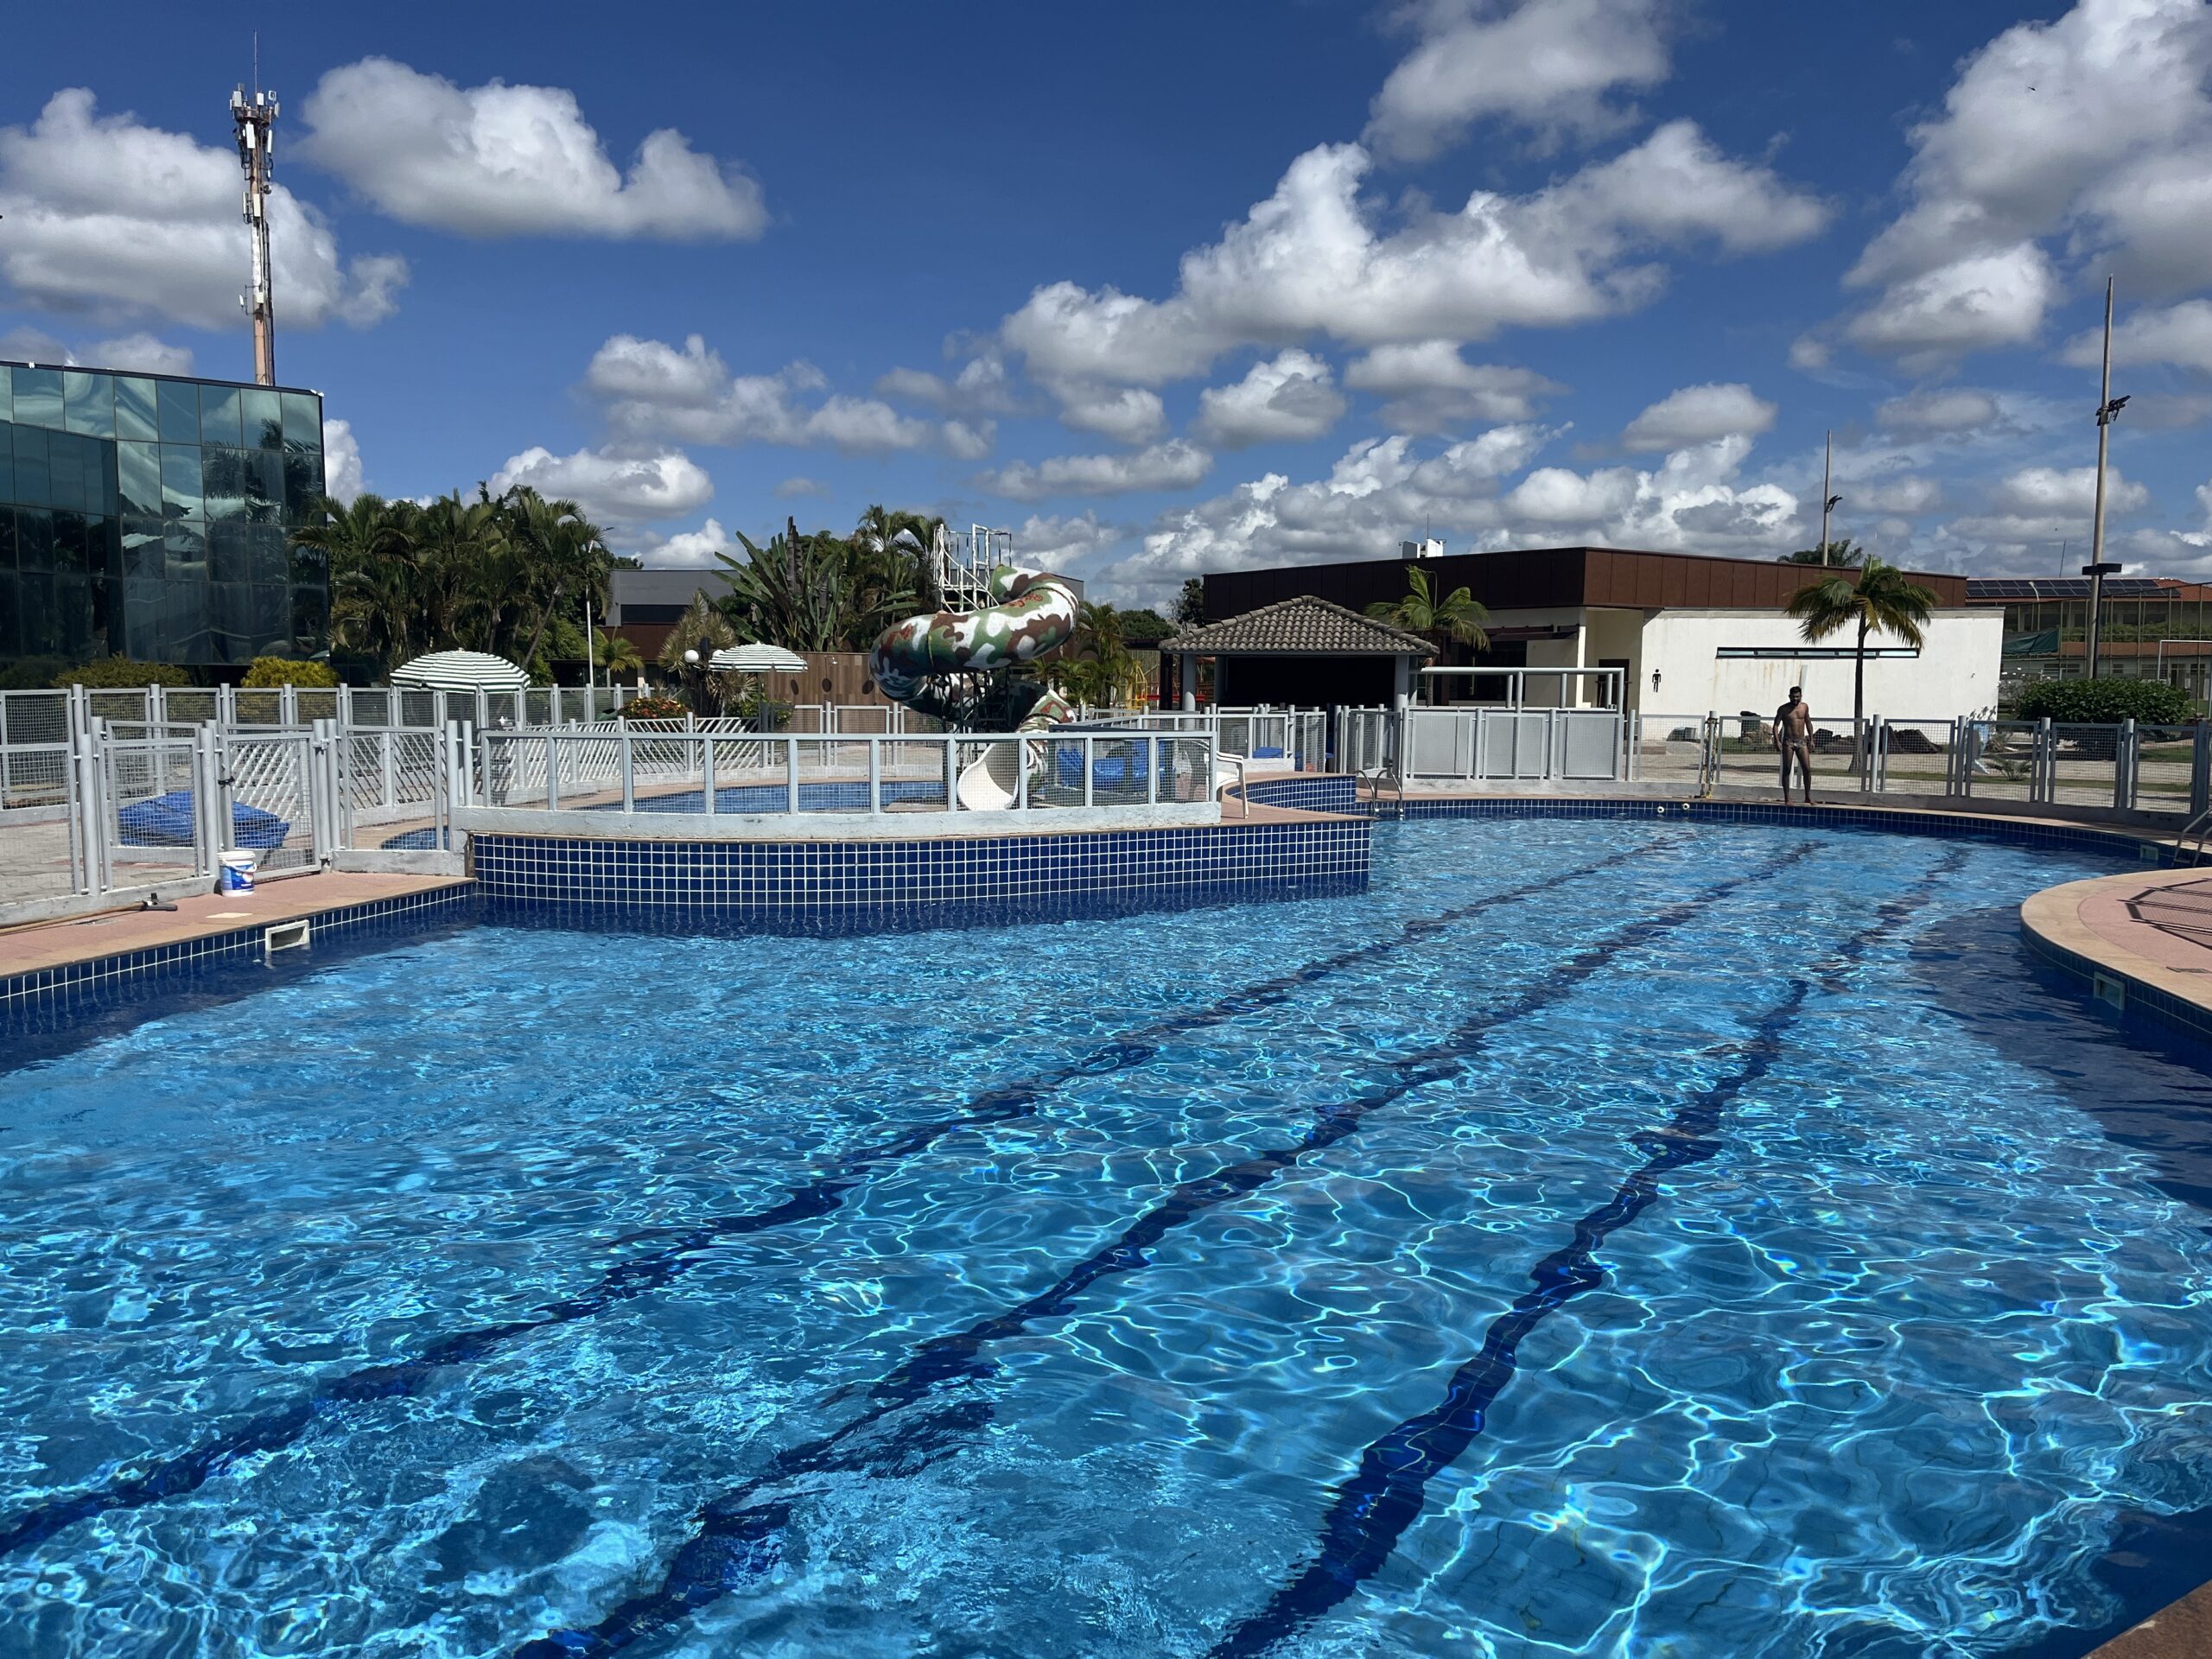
xmin=1053 ymin=745 xmax=1153 ymax=790
xmin=118 ymin=791 xmax=291 ymax=849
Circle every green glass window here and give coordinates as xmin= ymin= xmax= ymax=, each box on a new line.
xmin=62 ymin=371 xmax=114 ymax=439
xmin=162 ymin=577 xmax=210 ymax=658
xmin=159 ymin=444 xmax=203 ymax=519
xmin=291 ymin=583 xmax=328 ymax=653
xmin=281 ymin=391 xmax=321 ymax=452
xmin=0 ymin=365 xmax=10 ymax=422
xmin=46 ymin=433 xmax=88 ymax=514
xmin=245 ymin=448 xmax=284 ymax=523
xmin=209 ymin=521 xmax=250 ymax=585
xmin=114 ymin=377 xmax=159 ymax=442
xmin=163 ymin=521 xmax=207 ymax=579
xmin=0 ymin=573 xmax=16 ymax=656
xmin=55 ymin=575 xmax=95 ymax=658
xmin=289 ymin=541 xmax=327 ymax=586
xmin=0 ymin=421 xmax=11 ymax=504
xmin=121 ymin=577 xmax=166 ymax=658
xmin=17 ymin=573 xmax=59 ymax=654
xmin=16 ymin=507 xmax=54 ymax=573
xmin=54 ymin=512 xmax=92 ymax=574
xmin=248 ymin=583 xmax=289 ymax=651
xmin=0 ymin=505 xmax=15 ymax=572
xmin=246 ymin=524 xmax=288 ymax=584
xmin=242 ymin=388 xmax=284 ymax=450
xmin=121 ymin=516 xmax=165 ymax=581
xmin=282 ymin=442 xmax=327 ymax=521
xmin=202 ymin=444 xmax=247 ymax=520
xmin=10 ymin=368 xmax=62 ymax=430
xmin=157 ymin=380 xmax=200 ymax=444
xmin=12 ymin=425 xmax=49 ymax=508
xmin=199 ymin=385 xmax=243 ymax=448
xmin=117 ymin=441 xmax=161 ymax=518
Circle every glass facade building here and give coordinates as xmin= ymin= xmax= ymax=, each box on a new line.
xmin=0 ymin=361 xmax=327 ymax=670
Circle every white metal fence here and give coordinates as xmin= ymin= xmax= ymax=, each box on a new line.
xmin=471 ymin=727 xmax=1218 ymax=818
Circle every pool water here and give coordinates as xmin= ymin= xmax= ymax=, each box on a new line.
xmin=4 ymin=819 xmax=2212 ymax=1658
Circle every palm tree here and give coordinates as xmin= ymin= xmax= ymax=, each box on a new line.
xmin=658 ymin=590 xmax=738 ymax=714
xmin=1778 ymin=539 xmax=1866 ymax=567
xmin=1786 ymin=556 xmax=1938 ymax=769
xmin=595 ymin=628 xmax=645 ymax=682
xmin=854 ymin=505 xmax=944 ymax=610
xmin=1367 ymin=565 xmax=1490 ymax=702
xmin=296 ymin=493 xmax=414 ymax=664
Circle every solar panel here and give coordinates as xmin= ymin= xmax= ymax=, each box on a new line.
xmin=1966 ymin=576 xmax=2174 ymax=600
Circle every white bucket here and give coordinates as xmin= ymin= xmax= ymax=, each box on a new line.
xmin=219 ymin=850 xmax=257 ymax=894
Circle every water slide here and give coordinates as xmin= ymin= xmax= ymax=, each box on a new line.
xmin=869 ymin=564 xmax=1081 ymax=809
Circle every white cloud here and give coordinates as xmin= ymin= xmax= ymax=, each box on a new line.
xmin=873 ymin=352 xmax=1018 ymax=415
xmin=1845 ymin=245 xmax=2056 ymax=362
xmin=0 ymin=325 xmax=194 ymax=375
xmin=1854 ymin=475 xmax=1944 ymax=516
xmin=2065 ymin=297 xmax=2212 ymax=372
xmin=1942 ymin=462 xmax=2151 ymax=552
xmin=977 ymin=439 xmax=1213 ymax=502
xmin=1342 ymin=341 xmax=1562 ymax=432
xmin=635 ymin=517 xmax=737 ymax=567
xmin=1014 ymin=511 xmax=1122 ymax=573
xmin=1192 ymin=349 xmax=1347 ymax=448
xmin=1873 ymin=387 xmax=2005 ymax=435
xmin=1365 ymin=0 xmax=1672 ymax=160
xmin=1048 ymin=382 xmax=1167 ymax=444
xmin=299 ymin=58 xmax=765 ymax=240
xmin=322 ymin=419 xmax=365 ymax=505
xmin=773 ymin=476 xmax=827 ymax=499
xmin=1840 ymin=0 xmax=2212 ymax=359
xmin=1102 ymin=426 xmax=1793 ymax=597
xmin=1620 ymin=382 xmax=1776 ymax=451
xmin=1001 ymin=122 xmax=1825 ymax=385
xmin=941 ymin=419 xmax=998 ymax=461
xmin=489 ymin=445 xmax=715 ymax=525
xmin=0 ymin=89 xmax=405 ymax=332
xmin=586 ymin=334 xmax=935 ymax=454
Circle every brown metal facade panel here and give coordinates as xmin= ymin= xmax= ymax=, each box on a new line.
xmin=1205 ymin=547 xmax=1970 ymax=620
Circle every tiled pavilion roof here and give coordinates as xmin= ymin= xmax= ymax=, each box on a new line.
xmin=1159 ymin=594 xmax=1438 ymax=657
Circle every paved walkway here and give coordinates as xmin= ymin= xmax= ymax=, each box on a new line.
xmin=2021 ymin=864 xmax=2212 ymax=1024
xmin=0 ymin=871 xmax=470 ymax=981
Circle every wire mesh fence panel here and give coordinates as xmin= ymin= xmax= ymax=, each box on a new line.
xmin=1630 ymin=715 xmax=1708 ymax=790
xmin=104 ymin=735 xmax=204 ymax=889
xmin=1161 ymin=736 xmax=1213 ymax=803
xmin=162 ymin=689 xmax=219 ymax=726
xmin=1873 ymin=720 xmax=1954 ymax=795
xmin=879 ymin=739 xmax=950 ymax=810
xmin=224 ymin=734 xmax=316 ymax=871
xmin=2050 ymin=724 xmax=2121 ymax=808
xmin=1957 ymin=721 xmax=2040 ymax=804
xmin=296 ymin=690 xmax=340 ymax=725
xmin=1 ymin=687 xmax=71 ymax=809
xmin=2135 ymin=725 xmax=2200 ymax=816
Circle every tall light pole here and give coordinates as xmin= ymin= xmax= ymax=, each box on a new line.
xmin=1822 ymin=431 xmax=1840 ymax=570
xmin=231 ymin=79 xmax=279 ymax=387
xmin=2086 ymin=274 xmax=2130 ymax=680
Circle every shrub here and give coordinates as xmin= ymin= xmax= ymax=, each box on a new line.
xmin=241 ymin=656 xmax=340 ymax=689
xmin=2014 ymin=677 xmax=2194 ymax=725
xmin=0 ymin=655 xmax=71 ymax=690
xmin=616 ymin=693 xmax=690 ymax=721
xmin=51 ymin=658 xmax=194 ymax=689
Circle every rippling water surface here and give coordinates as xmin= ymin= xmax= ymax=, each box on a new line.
xmin=4 ymin=818 xmax=2212 ymax=1658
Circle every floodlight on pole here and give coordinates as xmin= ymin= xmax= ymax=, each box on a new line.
xmin=2086 ymin=274 xmax=2130 ymax=677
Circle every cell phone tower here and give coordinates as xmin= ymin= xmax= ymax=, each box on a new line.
xmin=231 ymin=67 xmax=279 ymax=387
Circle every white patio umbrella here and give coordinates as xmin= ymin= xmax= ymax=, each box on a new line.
xmin=388 ymin=650 xmax=531 ymax=692
xmin=708 ymin=644 xmax=809 ymax=674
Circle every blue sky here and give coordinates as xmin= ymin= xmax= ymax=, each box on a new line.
xmin=6 ymin=0 xmax=2212 ymax=601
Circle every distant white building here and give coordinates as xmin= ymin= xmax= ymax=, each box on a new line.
xmin=1195 ymin=547 xmax=2002 ymax=721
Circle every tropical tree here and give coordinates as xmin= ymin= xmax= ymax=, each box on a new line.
xmin=1044 ymin=600 xmax=1147 ymax=708
xmin=717 ymin=517 xmax=918 ymax=652
xmin=658 ymin=591 xmax=739 ymax=714
xmin=1174 ymin=577 xmax=1206 ymax=626
xmin=1779 ymin=539 xmax=1866 ymax=567
xmin=594 ymin=628 xmax=645 ymax=681
xmin=854 ymin=505 xmax=944 ymax=610
xmin=1367 ymin=565 xmax=1490 ymax=701
xmin=298 ymin=493 xmax=416 ymax=662
xmin=1785 ymin=556 xmax=1939 ymax=766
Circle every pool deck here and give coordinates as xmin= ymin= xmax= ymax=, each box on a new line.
xmin=2019 ymin=865 xmax=2212 ymax=1039
xmin=2094 ymin=1579 xmax=2212 ymax=1658
xmin=0 ymin=871 xmax=471 ymax=981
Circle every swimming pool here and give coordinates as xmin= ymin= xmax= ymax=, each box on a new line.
xmin=4 ymin=817 xmax=2211 ymax=1657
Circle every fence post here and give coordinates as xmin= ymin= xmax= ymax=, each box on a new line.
xmin=620 ymin=723 xmax=636 ymax=811
xmin=944 ymin=736 xmax=958 ymax=811
xmin=868 ymin=737 xmax=881 ymax=813
xmin=194 ymin=721 xmax=221 ymax=880
xmin=1084 ymin=734 xmax=1095 ymax=807
xmin=545 ymin=732 xmax=561 ymax=811
xmin=2035 ymin=718 xmax=2056 ymax=804
xmin=701 ymin=734 xmax=715 ymax=816
xmin=2194 ymin=720 xmax=2211 ymax=820
xmin=785 ymin=735 xmax=800 ymax=813
xmin=2115 ymin=718 xmax=2137 ymax=812
xmin=1147 ymin=736 xmax=1160 ymax=804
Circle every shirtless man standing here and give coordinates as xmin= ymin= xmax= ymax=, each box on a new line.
xmin=1775 ymin=686 xmax=1815 ymax=804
